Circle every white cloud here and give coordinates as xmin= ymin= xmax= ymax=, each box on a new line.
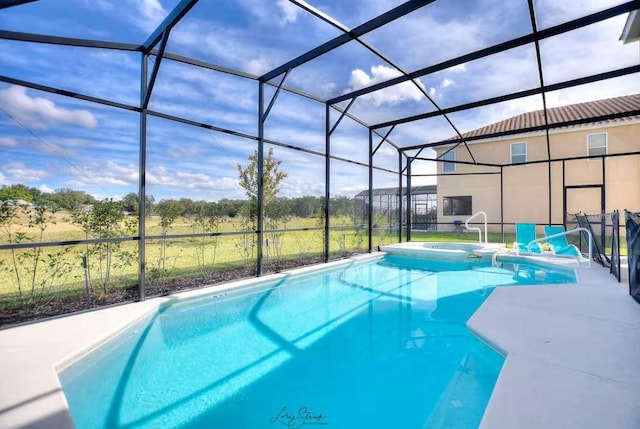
xmin=346 ymin=65 xmax=426 ymax=106
xmin=34 ymin=142 xmax=77 ymax=158
xmin=364 ymin=9 xmax=489 ymax=72
xmin=450 ymin=63 xmax=467 ymax=73
xmin=126 ymin=0 xmax=167 ymax=32
xmin=277 ymin=0 xmax=302 ymax=25
xmin=147 ymin=165 xmax=242 ymax=195
xmin=1 ymin=162 xmax=49 ymax=183
xmin=0 ymin=137 xmax=16 ymax=147
xmin=281 ymin=178 xmax=324 ymax=196
xmin=38 ymin=184 xmax=54 ymax=193
xmin=441 ymin=78 xmax=454 ymax=89
xmin=539 ymin=15 xmax=636 ymax=85
xmin=65 ymin=161 xmax=137 ymax=188
xmin=544 ymin=74 xmax=640 ymax=109
xmin=245 ymin=57 xmax=273 ymax=75
xmin=429 ymin=77 xmax=456 ymax=99
xmin=0 ymin=86 xmax=98 ymax=130
xmin=534 ymin=0 xmax=620 ymax=29
xmin=166 ymin=146 xmax=201 ymax=159
xmin=233 ymin=0 xmax=303 ymax=26
xmin=171 ymin=21 xmax=283 ymax=76
xmin=83 ymin=0 xmax=111 ymax=11
xmin=139 ymin=0 xmax=165 ymax=21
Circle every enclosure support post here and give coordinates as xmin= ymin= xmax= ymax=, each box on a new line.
xmin=500 ymin=166 xmax=504 ymax=241
xmin=324 ymin=103 xmax=331 ymax=262
xmin=398 ymin=150 xmax=403 ymax=243
xmin=562 ymin=160 xmax=566 ymax=228
xmin=257 ymin=82 xmax=265 ymax=275
xmin=407 ymin=158 xmax=412 ymax=241
xmin=601 ymin=157 xmax=606 ymax=249
xmin=547 ymin=161 xmax=552 ymax=226
xmin=527 ymin=0 xmax=553 ymax=227
xmin=368 ymin=128 xmax=373 ymax=252
xmin=138 ymin=54 xmax=148 ymax=301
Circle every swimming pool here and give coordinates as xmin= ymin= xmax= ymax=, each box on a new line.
xmin=59 ymin=255 xmax=576 ymax=429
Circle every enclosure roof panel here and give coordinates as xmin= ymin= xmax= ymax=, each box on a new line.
xmin=1 ymin=0 xmax=638 ymax=162
xmin=164 ymin=0 xmax=343 ymax=78
xmin=0 ymin=0 xmax=183 ymax=44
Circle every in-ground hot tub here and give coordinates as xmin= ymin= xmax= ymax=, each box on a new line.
xmin=380 ymin=241 xmax=506 ymax=263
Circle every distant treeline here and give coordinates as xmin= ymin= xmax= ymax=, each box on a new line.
xmin=0 ymin=184 xmax=359 ymax=218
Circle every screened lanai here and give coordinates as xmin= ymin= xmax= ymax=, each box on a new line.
xmin=354 ymin=185 xmax=437 ymax=230
xmin=0 ymin=0 xmax=639 ymax=323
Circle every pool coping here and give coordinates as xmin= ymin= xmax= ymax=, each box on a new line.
xmin=0 ymin=253 xmax=383 ymax=429
xmin=1 ymin=251 xmax=638 ymax=428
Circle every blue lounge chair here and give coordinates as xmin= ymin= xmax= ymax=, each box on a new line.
xmin=543 ymin=225 xmax=581 ymax=258
xmin=514 ymin=223 xmax=543 ymax=254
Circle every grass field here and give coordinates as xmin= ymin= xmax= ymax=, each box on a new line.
xmin=0 ymin=214 xmax=377 ymax=314
xmin=0 ymin=212 xmax=626 ymax=324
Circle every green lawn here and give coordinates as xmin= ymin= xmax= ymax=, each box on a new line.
xmin=0 ymin=216 xmax=627 ymax=322
xmin=410 ymin=230 xmax=516 ymax=244
xmin=0 ymin=216 xmax=383 ymax=314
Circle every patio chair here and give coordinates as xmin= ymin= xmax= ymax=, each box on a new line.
xmin=543 ymin=225 xmax=581 ymax=258
xmin=513 ymin=223 xmax=543 ymax=254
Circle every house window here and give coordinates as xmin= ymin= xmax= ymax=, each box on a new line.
xmin=442 ymin=150 xmax=455 ymax=172
xmin=587 ymin=133 xmax=607 ymax=157
xmin=511 ymin=142 xmax=527 ymax=164
xmin=443 ymin=196 xmax=472 ymax=216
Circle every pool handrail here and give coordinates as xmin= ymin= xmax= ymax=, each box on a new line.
xmin=465 ymin=211 xmax=488 ymax=244
xmin=526 ymin=227 xmax=593 ymax=268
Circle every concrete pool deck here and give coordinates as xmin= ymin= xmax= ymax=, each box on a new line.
xmin=469 ymin=260 xmax=640 ymax=429
xmin=0 ymin=253 xmax=639 ymax=428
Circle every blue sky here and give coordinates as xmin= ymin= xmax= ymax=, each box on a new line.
xmin=0 ymin=0 xmax=638 ymax=201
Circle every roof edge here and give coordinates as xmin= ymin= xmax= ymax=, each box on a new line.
xmin=433 ymin=117 xmax=640 ymax=149
xmin=620 ymin=10 xmax=640 ymax=43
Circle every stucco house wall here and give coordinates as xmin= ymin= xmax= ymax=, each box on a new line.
xmin=434 ymin=120 xmax=640 ymax=233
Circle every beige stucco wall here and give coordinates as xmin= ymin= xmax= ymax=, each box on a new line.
xmin=437 ymin=172 xmax=501 ymax=228
xmin=434 ymin=121 xmax=640 ymax=233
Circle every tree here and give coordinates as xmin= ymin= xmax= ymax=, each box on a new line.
xmin=331 ymin=196 xmax=355 ymax=218
xmin=292 ymin=196 xmax=323 ymax=218
xmin=190 ymin=202 xmax=221 ymax=273
xmin=0 ymin=202 xmax=74 ymax=309
xmin=236 ymin=147 xmax=288 ymax=217
xmin=153 ymin=199 xmax=183 ymax=279
xmin=217 ymin=199 xmax=243 ymax=218
xmin=122 ymin=192 xmax=155 ymax=216
xmin=178 ymin=198 xmax=196 ymax=217
xmin=0 ymin=184 xmax=34 ymax=202
xmin=236 ymin=148 xmax=288 ymax=266
xmin=122 ymin=192 xmax=138 ymax=214
xmin=71 ymin=199 xmax=136 ymax=293
xmin=48 ymin=188 xmax=96 ymax=210
xmin=155 ymin=199 xmax=182 ymax=228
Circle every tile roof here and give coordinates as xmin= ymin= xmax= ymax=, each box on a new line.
xmin=461 ymin=94 xmax=640 ymax=139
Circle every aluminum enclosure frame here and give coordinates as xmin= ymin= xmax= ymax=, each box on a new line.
xmin=1 ymin=0 xmax=639 ymax=303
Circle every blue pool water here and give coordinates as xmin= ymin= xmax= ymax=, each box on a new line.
xmin=60 ymin=255 xmax=576 ymax=429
